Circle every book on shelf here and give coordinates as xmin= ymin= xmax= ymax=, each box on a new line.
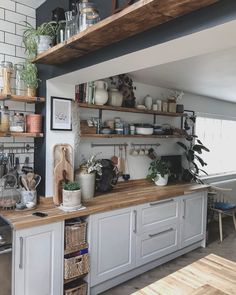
xmin=75 ymin=82 xmax=95 ymax=104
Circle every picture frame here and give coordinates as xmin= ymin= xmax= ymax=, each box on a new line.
xmin=51 ymin=97 xmax=72 ymax=131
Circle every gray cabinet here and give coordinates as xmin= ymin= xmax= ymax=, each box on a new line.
xmin=90 ymin=207 xmax=136 ymax=286
xmin=180 ymin=192 xmax=207 ymax=248
xmin=13 ymin=222 xmax=64 ymax=295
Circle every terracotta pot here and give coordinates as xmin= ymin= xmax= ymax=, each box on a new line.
xmin=26 ymin=114 xmax=42 ymax=133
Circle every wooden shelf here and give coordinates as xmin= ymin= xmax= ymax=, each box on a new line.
xmin=0 ymin=94 xmax=45 ymax=103
xmin=0 ymin=132 xmax=43 ymax=138
xmin=78 ymin=103 xmax=186 ymax=117
xmin=33 ymin=0 xmax=218 ymax=65
xmin=81 ymin=134 xmax=185 ymax=139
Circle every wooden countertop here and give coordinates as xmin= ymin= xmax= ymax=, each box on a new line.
xmin=0 ymin=180 xmax=209 ymax=230
xmin=132 ymin=254 xmax=236 ymax=295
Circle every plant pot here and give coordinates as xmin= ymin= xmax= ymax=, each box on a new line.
xmin=26 ymin=86 xmax=36 ymax=97
xmin=62 ymin=189 xmax=81 ymax=207
xmin=76 ymin=172 xmax=95 ymax=202
xmin=37 ymin=35 xmax=52 ymax=54
xmin=154 ymin=174 xmax=168 ymax=186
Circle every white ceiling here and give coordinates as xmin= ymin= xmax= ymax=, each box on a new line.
xmin=13 ymin=0 xmax=46 ymax=8
xmin=130 ymin=47 xmax=236 ymax=103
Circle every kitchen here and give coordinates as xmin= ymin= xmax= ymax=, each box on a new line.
xmin=0 ymin=0 xmax=234 ymax=294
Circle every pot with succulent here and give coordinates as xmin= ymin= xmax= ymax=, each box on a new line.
xmin=21 ymin=62 xmax=40 ymax=96
xmin=23 ymin=21 xmax=58 ymax=58
xmin=75 ymin=155 xmax=102 ymax=201
xmin=147 ymin=158 xmax=170 ymax=186
xmin=177 ymin=134 xmax=210 ymax=183
xmin=62 ymin=181 xmax=81 ymax=208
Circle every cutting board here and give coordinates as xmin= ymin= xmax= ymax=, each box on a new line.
xmin=53 ymin=144 xmax=74 ymax=206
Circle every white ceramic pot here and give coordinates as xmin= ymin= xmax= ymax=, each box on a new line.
xmin=76 ymin=172 xmax=96 ymax=202
xmin=62 ymin=189 xmax=81 ymax=207
xmin=154 ymin=174 xmax=168 ymax=186
xmin=108 ymin=87 xmax=123 ymax=107
xmin=144 ymin=94 xmax=153 ymax=110
xmin=37 ymin=35 xmax=52 ymax=54
xmin=94 ymin=80 xmax=108 ymax=105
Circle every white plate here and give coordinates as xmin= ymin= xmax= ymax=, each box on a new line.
xmin=59 ymin=204 xmax=85 ymax=212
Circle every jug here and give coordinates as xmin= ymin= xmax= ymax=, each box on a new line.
xmin=94 ymin=80 xmax=108 ymax=105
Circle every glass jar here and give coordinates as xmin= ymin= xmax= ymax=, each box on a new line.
xmin=56 ymin=20 xmax=66 ymax=44
xmin=78 ymin=1 xmax=100 ymax=32
xmin=65 ymin=11 xmax=76 ymax=40
xmin=10 ymin=112 xmax=25 ymax=133
xmin=0 ymin=106 xmax=10 ymax=132
xmin=0 ymin=61 xmax=13 ymax=95
xmin=14 ymin=64 xmax=25 ymax=96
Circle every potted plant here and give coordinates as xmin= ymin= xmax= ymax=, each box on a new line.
xmin=177 ymin=134 xmax=210 ymax=183
xmin=147 ymin=159 xmax=170 ymax=186
xmin=75 ymin=155 xmax=102 ymax=201
xmin=23 ymin=21 xmax=58 ymax=58
xmin=62 ymin=181 xmax=81 ymax=207
xmin=21 ymin=62 xmax=40 ymax=96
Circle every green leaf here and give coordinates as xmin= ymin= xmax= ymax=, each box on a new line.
xmin=177 ymin=142 xmax=188 ymax=151
xmin=193 ymin=144 xmax=210 ymax=153
xmin=194 ymin=154 xmax=207 ymax=167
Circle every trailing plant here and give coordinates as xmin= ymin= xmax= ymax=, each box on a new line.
xmin=177 ymin=134 xmax=210 ymax=183
xmin=21 ymin=62 xmax=40 ymax=89
xmin=147 ymin=159 xmax=170 ymax=180
xmin=23 ymin=21 xmax=58 ymax=59
xmin=63 ymin=181 xmax=80 ymax=191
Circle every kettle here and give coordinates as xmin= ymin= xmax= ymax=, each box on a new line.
xmin=94 ymin=80 xmax=108 ymax=105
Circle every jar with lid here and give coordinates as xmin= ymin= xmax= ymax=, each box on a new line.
xmin=14 ymin=64 xmax=25 ymax=96
xmin=0 ymin=106 xmax=10 ymax=132
xmin=77 ymin=0 xmax=100 ymax=32
xmin=0 ymin=61 xmax=13 ymax=95
xmin=10 ymin=112 xmax=25 ymax=133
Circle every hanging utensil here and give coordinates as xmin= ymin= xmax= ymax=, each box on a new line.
xmin=122 ymin=145 xmax=130 ymax=181
xmin=111 ymin=145 xmax=118 ymax=165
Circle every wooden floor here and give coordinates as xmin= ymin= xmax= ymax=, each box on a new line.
xmin=132 ymin=254 xmax=236 ymax=295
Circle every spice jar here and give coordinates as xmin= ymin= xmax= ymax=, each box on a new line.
xmin=0 ymin=61 xmax=13 ymax=95
xmin=10 ymin=112 xmax=25 ymax=132
xmin=0 ymin=106 xmax=10 ymax=132
xmin=14 ymin=64 xmax=25 ymax=96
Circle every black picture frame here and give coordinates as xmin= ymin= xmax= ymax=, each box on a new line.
xmin=51 ymin=96 xmax=72 ymax=131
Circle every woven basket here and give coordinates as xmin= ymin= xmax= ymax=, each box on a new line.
xmin=64 ymin=281 xmax=87 ymax=295
xmin=64 ymin=253 xmax=89 ymax=280
xmin=65 ymin=222 xmax=87 ymax=251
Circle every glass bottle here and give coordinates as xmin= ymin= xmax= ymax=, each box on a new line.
xmin=14 ymin=64 xmax=25 ymax=96
xmin=56 ymin=20 xmax=66 ymax=44
xmin=78 ymin=0 xmax=100 ymax=32
xmin=65 ymin=11 xmax=76 ymax=40
xmin=0 ymin=106 xmax=10 ymax=132
xmin=0 ymin=61 xmax=13 ymax=95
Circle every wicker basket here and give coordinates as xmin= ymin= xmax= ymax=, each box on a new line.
xmin=64 ymin=253 xmax=89 ymax=280
xmin=65 ymin=222 xmax=87 ymax=251
xmin=64 ymin=280 xmax=87 ymax=295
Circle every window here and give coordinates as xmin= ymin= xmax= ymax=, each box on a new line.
xmin=195 ymin=116 xmax=236 ymax=175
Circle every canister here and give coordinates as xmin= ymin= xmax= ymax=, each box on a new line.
xmin=26 ymin=114 xmax=42 ymax=133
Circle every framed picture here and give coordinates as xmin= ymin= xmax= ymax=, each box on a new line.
xmin=51 ymin=97 xmax=72 ymax=131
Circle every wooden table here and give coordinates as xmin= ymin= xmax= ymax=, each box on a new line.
xmin=132 ymin=254 xmax=236 ymax=295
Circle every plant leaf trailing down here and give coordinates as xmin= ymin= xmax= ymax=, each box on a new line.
xmin=177 ymin=134 xmax=210 ymax=184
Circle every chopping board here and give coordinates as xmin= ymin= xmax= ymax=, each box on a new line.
xmin=53 ymin=144 xmax=74 ymax=206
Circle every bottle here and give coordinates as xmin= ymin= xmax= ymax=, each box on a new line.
xmin=0 ymin=106 xmax=10 ymax=132
xmin=56 ymin=20 xmax=66 ymax=44
xmin=65 ymin=11 xmax=76 ymax=40
xmin=14 ymin=64 xmax=25 ymax=96
xmin=0 ymin=61 xmax=13 ymax=95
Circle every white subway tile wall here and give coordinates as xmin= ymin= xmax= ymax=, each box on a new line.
xmin=0 ymin=0 xmax=36 ymax=169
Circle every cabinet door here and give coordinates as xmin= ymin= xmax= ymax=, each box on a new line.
xmin=181 ymin=192 xmax=207 ymax=248
xmin=14 ymin=222 xmax=64 ymax=295
xmin=136 ymin=223 xmax=179 ymax=267
xmin=90 ymin=207 xmax=136 ymax=286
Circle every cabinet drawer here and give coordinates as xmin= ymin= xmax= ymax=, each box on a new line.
xmin=138 ymin=198 xmax=180 ymax=232
xmin=136 ymin=224 xmax=179 ymax=267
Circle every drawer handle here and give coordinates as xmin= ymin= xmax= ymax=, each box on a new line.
xmin=19 ymin=237 xmax=24 ymax=269
xmin=183 ymin=199 xmax=186 ymax=219
xmin=150 ymin=199 xmax=174 ymax=206
xmin=149 ymin=228 xmax=174 ymax=238
xmin=133 ymin=210 xmax=137 ymax=233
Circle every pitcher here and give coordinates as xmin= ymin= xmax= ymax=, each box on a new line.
xmin=94 ymin=80 xmax=108 ymax=105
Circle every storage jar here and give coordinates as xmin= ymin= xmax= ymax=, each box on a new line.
xmin=78 ymin=1 xmax=100 ymax=32
xmin=10 ymin=112 xmax=25 ymax=132
xmin=14 ymin=64 xmax=25 ymax=95
xmin=0 ymin=106 xmax=10 ymax=132
xmin=0 ymin=61 xmax=13 ymax=95
xmin=26 ymin=114 xmax=42 ymax=133
xmin=108 ymin=87 xmax=123 ymax=107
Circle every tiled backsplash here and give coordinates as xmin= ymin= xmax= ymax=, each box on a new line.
xmin=0 ymin=0 xmax=36 ymax=169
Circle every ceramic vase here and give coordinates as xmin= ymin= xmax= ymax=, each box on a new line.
xmin=108 ymin=87 xmax=123 ymax=107
xmin=154 ymin=174 xmax=168 ymax=186
xmin=144 ymin=95 xmax=153 ymax=110
xmin=76 ymin=172 xmax=96 ymax=202
xmin=94 ymin=80 xmax=108 ymax=105
xmin=62 ymin=189 xmax=81 ymax=207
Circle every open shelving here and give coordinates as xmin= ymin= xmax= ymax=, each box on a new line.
xmin=0 ymin=94 xmax=45 ymax=103
xmin=81 ymin=134 xmax=185 ymax=139
xmin=0 ymin=132 xmax=44 ymax=138
xmin=33 ymin=0 xmax=218 ymax=65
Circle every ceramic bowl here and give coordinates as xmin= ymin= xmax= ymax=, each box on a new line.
xmin=135 ymin=127 xmax=153 ymax=135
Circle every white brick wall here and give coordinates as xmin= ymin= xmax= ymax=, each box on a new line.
xmin=0 ymin=0 xmax=36 ymax=168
